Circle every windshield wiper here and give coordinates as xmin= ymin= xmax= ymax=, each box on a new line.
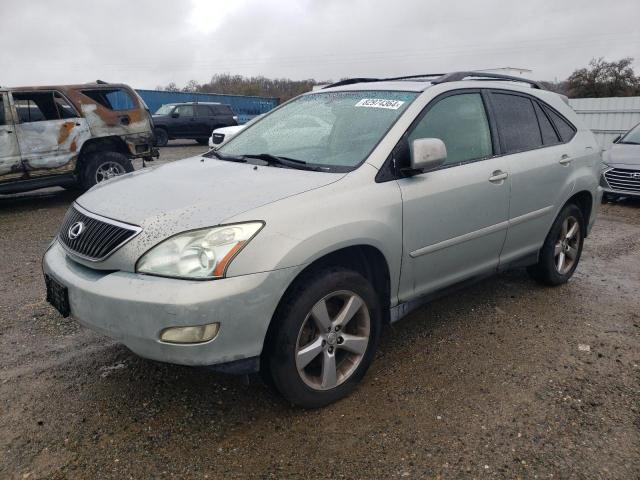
xmin=203 ymin=150 xmax=247 ymax=163
xmin=243 ymin=153 xmax=324 ymax=171
xmin=619 ymin=141 xmax=640 ymax=145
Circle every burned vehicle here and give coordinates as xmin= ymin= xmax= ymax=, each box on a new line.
xmin=0 ymin=82 xmax=157 ymax=194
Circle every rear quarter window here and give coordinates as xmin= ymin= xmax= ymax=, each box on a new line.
xmin=544 ymin=106 xmax=576 ymax=143
xmin=82 ymin=88 xmax=137 ymax=111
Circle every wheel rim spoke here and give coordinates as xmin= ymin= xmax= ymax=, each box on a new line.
xmin=296 ymin=337 xmax=324 ymax=369
xmin=338 ymin=333 xmax=368 ymax=355
xmin=321 ymin=351 xmax=337 ymax=389
xmin=566 ymin=245 xmax=578 ymax=260
xmin=333 ymin=295 xmax=363 ymax=329
xmin=311 ymin=299 xmax=332 ymax=331
xmin=561 ymin=219 xmax=568 ymax=238
xmin=554 ymin=242 xmax=563 ymax=257
xmin=566 ymin=222 xmax=578 ymax=240
xmin=557 ymin=252 xmax=565 ymax=272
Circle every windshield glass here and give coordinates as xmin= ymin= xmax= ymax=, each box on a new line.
xmin=218 ymin=90 xmax=417 ymax=171
xmin=620 ymin=123 xmax=640 ymax=144
xmin=155 ymin=104 xmax=176 ymax=115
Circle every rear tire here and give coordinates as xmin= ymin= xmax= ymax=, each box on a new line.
xmin=153 ymin=128 xmax=169 ymax=147
xmin=79 ymin=151 xmax=133 ymax=190
xmin=266 ymin=267 xmax=381 ymax=408
xmin=527 ymin=204 xmax=584 ymax=286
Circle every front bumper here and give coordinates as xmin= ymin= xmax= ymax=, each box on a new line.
xmin=43 ymin=241 xmax=298 ymax=367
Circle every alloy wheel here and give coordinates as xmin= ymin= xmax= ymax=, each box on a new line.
xmin=554 ymin=215 xmax=581 ymax=275
xmin=295 ymin=290 xmax=370 ymax=391
xmin=95 ymin=161 xmax=126 ymax=183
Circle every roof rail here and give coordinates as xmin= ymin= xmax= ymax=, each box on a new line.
xmin=95 ymin=79 xmax=109 ymax=84
xmin=323 ymin=73 xmax=446 ymax=89
xmin=431 ymin=71 xmax=544 ymax=89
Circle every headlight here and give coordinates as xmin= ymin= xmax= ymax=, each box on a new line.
xmin=136 ymin=222 xmax=263 ymax=279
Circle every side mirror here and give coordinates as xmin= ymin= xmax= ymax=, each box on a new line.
xmin=171 ymin=112 xmax=180 ymax=119
xmin=612 ymin=135 xmax=621 ymax=144
xmin=410 ymin=138 xmax=447 ymax=172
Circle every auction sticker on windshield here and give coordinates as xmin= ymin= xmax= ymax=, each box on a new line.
xmin=355 ymin=98 xmax=405 ymax=109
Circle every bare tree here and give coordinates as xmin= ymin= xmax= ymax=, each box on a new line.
xmin=566 ymin=57 xmax=640 ymax=98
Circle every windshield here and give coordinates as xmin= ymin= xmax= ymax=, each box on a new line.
xmin=620 ymin=123 xmax=640 ymax=144
xmin=218 ymin=90 xmax=417 ymax=171
xmin=155 ymin=104 xmax=176 ymax=115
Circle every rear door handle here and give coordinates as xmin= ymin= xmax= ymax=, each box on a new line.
xmin=559 ymin=154 xmax=572 ymax=166
xmin=489 ymin=170 xmax=508 ymax=183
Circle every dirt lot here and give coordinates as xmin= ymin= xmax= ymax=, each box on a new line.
xmin=1 ymin=147 xmax=638 ymax=479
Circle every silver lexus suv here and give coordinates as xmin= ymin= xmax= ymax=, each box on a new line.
xmin=44 ymin=72 xmax=602 ymax=408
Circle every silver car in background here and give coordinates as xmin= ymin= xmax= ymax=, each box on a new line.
xmin=601 ymin=121 xmax=640 ymax=200
xmin=43 ymin=72 xmax=602 ymax=408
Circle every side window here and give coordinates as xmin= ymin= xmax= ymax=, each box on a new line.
xmin=12 ymin=92 xmax=59 ymax=123
xmin=81 ymin=88 xmax=137 ymax=111
xmin=491 ymin=93 xmax=542 ymax=153
xmin=533 ymin=102 xmax=560 ymax=145
xmin=544 ymin=106 xmax=576 ymax=143
xmin=195 ymin=105 xmax=211 ymax=117
xmin=408 ymin=92 xmax=492 ymax=166
xmin=53 ymin=92 xmax=78 ymax=119
xmin=0 ymin=95 xmax=5 ymax=125
xmin=175 ymin=105 xmax=194 ymax=117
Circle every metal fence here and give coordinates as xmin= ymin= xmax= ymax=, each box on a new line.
xmin=569 ymin=96 xmax=640 ymax=146
xmin=135 ymin=90 xmax=279 ymax=124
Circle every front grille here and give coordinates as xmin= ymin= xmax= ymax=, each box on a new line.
xmin=604 ymin=168 xmax=640 ymax=193
xmin=58 ymin=205 xmax=141 ymax=261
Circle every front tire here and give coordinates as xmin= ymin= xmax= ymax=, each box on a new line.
xmin=267 ymin=268 xmax=381 ymax=408
xmin=79 ymin=151 xmax=133 ymax=190
xmin=527 ymin=204 xmax=584 ymax=286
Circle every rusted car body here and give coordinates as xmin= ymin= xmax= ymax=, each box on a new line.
xmin=0 ymin=82 xmax=157 ymax=194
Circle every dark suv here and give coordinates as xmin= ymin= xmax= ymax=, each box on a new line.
xmin=151 ymin=102 xmax=237 ymax=146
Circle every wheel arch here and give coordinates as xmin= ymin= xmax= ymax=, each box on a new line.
xmin=77 ymin=136 xmax=130 ymax=171
xmin=565 ymin=190 xmax=593 ymax=237
xmin=260 ymin=244 xmax=392 ymax=367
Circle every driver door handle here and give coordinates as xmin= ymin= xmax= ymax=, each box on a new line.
xmin=489 ymin=170 xmax=508 ymax=183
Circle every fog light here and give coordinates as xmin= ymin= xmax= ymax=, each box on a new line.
xmin=160 ymin=323 xmax=219 ymax=344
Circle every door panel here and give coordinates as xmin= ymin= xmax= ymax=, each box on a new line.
xmin=488 ymin=92 xmax=577 ymax=264
xmin=0 ymin=92 xmax=23 ymax=182
xmin=398 ymin=159 xmax=510 ymax=300
xmin=12 ymin=91 xmax=90 ymax=178
xmin=173 ymin=104 xmax=196 ymax=136
xmin=397 ymin=91 xmax=510 ymax=301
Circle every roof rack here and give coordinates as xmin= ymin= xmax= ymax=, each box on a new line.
xmin=322 ymin=71 xmax=543 ymax=90
xmin=322 ymin=73 xmax=445 ymax=89
xmin=431 ymin=71 xmax=543 ymax=89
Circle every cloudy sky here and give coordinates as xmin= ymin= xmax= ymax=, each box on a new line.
xmin=2 ymin=0 xmax=638 ymax=89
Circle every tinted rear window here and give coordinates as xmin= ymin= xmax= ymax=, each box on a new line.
xmin=82 ymin=88 xmax=136 ymax=111
xmin=544 ymin=106 xmax=576 ymax=143
xmin=196 ymin=105 xmax=211 ymax=116
xmin=492 ymin=93 xmax=542 ymax=153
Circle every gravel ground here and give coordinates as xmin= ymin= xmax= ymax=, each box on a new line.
xmin=0 ymin=150 xmax=638 ymax=479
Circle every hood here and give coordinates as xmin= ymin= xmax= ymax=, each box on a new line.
xmin=76 ymin=156 xmax=345 ymax=234
xmin=605 ymin=143 xmax=640 ymax=167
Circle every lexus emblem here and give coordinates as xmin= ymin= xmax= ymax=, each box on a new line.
xmin=68 ymin=221 xmax=86 ymax=240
